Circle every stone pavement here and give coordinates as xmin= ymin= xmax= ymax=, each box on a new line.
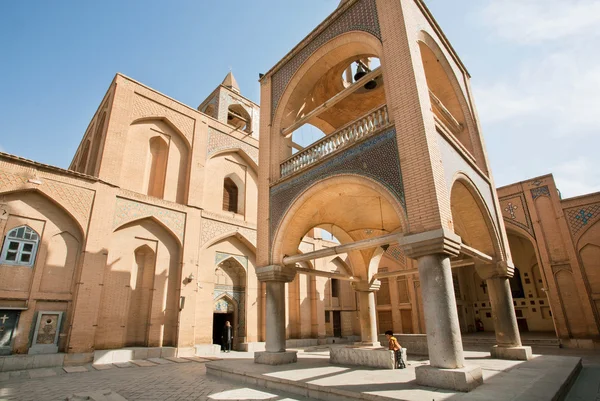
xmin=0 ymin=358 xmax=311 ymax=401
xmin=1 ymin=346 xmax=600 ymax=401
xmin=207 ymin=350 xmax=582 ymax=401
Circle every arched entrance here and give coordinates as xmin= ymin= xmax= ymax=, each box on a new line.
xmin=212 ymin=255 xmax=247 ymax=350
xmin=212 ymin=295 xmax=236 ymax=350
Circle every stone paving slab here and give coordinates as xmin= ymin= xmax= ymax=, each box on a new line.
xmin=164 ymin=357 xmax=191 ymax=363
xmin=28 ymin=368 xmax=57 ymax=378
xmin=113 ymin=362 xmax=134 ymax=368
xmin=206 ymin=351 xmax=582 ymax=401
xmin=63 ymin=366 xmax=89 ymax=373
xmin=184 ymin=356 xmax=211 ymax=363
xmin=130 ymin=359 xmax=157 ymax=367
xmin=93 ymin=364 xmax=115 ymax=370
xmin=146 ymin=357 xmax=172 ymax=365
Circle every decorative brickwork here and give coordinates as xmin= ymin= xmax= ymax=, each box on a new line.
xmin=215 ymin=251 xmax=248 ymax=270
xmin=270 ymin=128 xmax=404 ymax=243
xmin=499 ymin=193 xmax=534 ymax=236
xmin=207 ymin=128 xmax=259 ymax=165
xmin=201 ymin=216 xmax=257 ymax=247
xmin=0 ymin=170 xmax=94 ymax=232
xmin=566 ymin=204 xmax=600 ymax=236
xmin=113 ymin=197 xmax=186 ymax=242
xmin=131 ymin=92 xmax=195 ymax=146
xmin=531 ymin=186 xmax=551 ymax=200
xmin=385 ymin=244 xmax=407 ymax=266
xmin=271 ymin=0 xmax=381 ymax=117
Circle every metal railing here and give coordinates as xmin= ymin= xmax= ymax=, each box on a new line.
xmin=280 ymin=104 xmax=391 ymax=178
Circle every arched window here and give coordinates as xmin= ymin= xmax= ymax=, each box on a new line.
xmin=223 ymin=178 xmax=238 ymax=213
xmin=227 ymin=104 xmax=252 ymax=134
xmin=78 ymin=140 xmax=91 ymax=173
xmin=147 ymin=136 xmax=168 ymax=198
xmin=87 ymin=112 xmax=106 ymax=176
xmin=0 ymin=226 xmax=40 ymax=267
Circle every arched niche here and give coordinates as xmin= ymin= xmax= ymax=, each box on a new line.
xmin=95 ymin=218 xmax=181 ymax=349
xmin=121 ymin=119 xmax=189 ymax=204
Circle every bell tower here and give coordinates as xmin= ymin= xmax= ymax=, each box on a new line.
xmin=198 ymin=72 xmax=260 ymax=139
xmin=255 ymin=0 xmax=530 ymax=392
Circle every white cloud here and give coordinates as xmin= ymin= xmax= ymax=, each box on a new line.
xmin=480 ymin=0 xmax=600 ymax=44
xmin=553 ymin=157 xmax=600 ymax=198
xmin=474 ymin=82 xmax=541 ymax=124
xmin=474 ymin=48 xmax=600 ymax=135
xmin=469 ymin=0 xmax=600 ymax=198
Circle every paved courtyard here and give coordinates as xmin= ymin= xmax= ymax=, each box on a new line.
xmin=1 ymin=346 xmax=599 ymax=401
xmin=0 ymin=359 xmax=310 ymax=401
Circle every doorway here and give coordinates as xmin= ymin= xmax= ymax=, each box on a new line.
xmin=333 ymin=311 xmax=342 ymax=337
xmin=213 ymin=313 xmax=234 ymax=350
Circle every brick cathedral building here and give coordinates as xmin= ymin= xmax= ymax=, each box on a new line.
xmin=0 ymin=0 xmax=598 ymax=363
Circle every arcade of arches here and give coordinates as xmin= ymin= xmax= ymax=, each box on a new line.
xmin=0 ymin=3 xmax=598 ymax=380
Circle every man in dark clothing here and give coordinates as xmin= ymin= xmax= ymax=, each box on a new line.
xmin=222 ymin=321 xmax=233 ymax=352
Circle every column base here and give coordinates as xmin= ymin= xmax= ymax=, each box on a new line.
xmin=415 ymin=365 xmax=483 ymax=392
xmin=254 ymin=351 xmax=297 ymax=365
xmin=490 ymin=345 xmax=532 ymax=361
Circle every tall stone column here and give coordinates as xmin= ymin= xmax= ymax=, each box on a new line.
xmin=265 ymin=280 xmax=286 ymax=352
xmin=479 ymin=263 xmax=532 ymax=360
xmin=254 ymin=265 xmax=298 ymax=365
xmin=352 ymin=280 xmax=381 ymax=346
xmin=403 ymin=229 xmax=483 ymax=392
xmin=417 ymin=254 xmax=465 ymax=368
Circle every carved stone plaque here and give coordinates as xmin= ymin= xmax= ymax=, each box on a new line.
xmin=28 ymin=311 xmax=63 ymax=354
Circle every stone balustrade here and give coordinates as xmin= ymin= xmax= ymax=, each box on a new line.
xmin=280 ymin=104 xmax=391 ymax=178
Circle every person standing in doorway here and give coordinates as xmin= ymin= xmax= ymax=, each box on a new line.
xmin=385 ymin=330 xmax=405 ymax=369
xmin=222 ymin=321 xmax=233 ymax=352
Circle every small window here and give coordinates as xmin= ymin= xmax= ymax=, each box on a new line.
xmin=325 ymin=311 xmax=331 ymax=323
xmin=0 ymin=226 xmax=40 ymax=267
xmin=485 ymin=312 xmax=491 ymax=318
xmin=223 ymin=178 xmax=239 ymax=213
xmin=331 ymin=279 xmax=340 ymax=298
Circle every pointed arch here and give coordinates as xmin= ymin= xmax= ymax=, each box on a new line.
xmin=227 ymin=104 xmax=252 ymax=134
xmin=272 ymin=174 xmax=408 ymax=277
xmin=114 ymin=216 xmax=183 ymax=248
xmin=78 ymin=140 xmax=91 ymax=174
xmin=147 ymin=136 xmax=168 ymax=198
xmin=331 ymin=256 xmax=353 ymax=277
xmin=218 ymin=254 xmax=248 ymax=273
xmin=450 ymin=172 xmax=503 ymax=260
xmin=207 ymin=148 xmax=258 ymax=174
xmin=0 ymin=188 xmax=86 ymax=238
xmin=273 ymin=31 xmax=384 ymax=134
xmin=201 ymin=231 xmax=256 ymax=254
xmin=416 ymin=30 xmax=481 ymax=160
xmin=130 ymin=116 xmax=192 ymax=148
xmin=87 ymin=112 xmax=107 ymax=176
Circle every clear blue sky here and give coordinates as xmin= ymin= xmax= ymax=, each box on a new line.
xmin=1 ymin=0 xmax=598 ymax=198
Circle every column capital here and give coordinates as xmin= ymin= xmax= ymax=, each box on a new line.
xmin=256 ymin=265 xmax=296 ymax=282
xmin=401 ymin=228 xmax=461 ymax=259
xmin=352 ymin=279 xmax=381 ymax=292
xmin=475 ymin=260 xmax=515 ymax=280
